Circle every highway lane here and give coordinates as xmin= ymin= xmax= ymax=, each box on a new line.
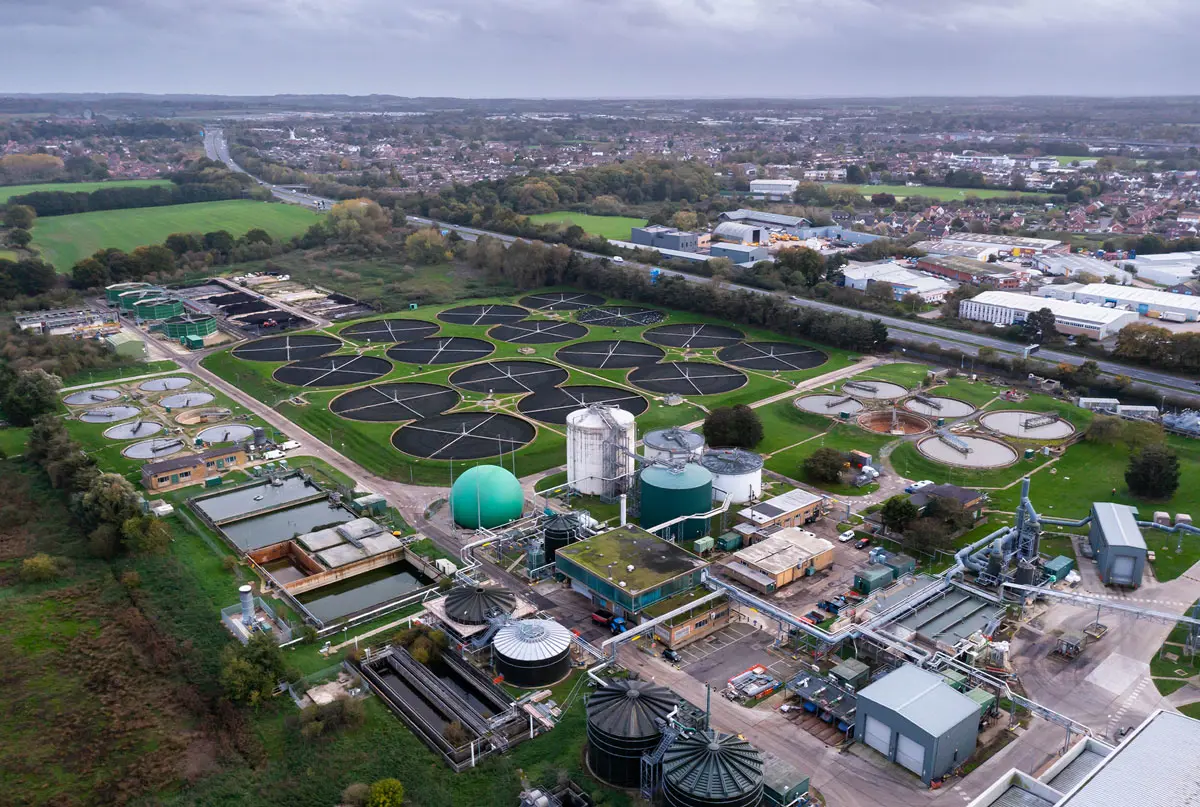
xmin=202 ymin=128 xmax=1197 ymax=396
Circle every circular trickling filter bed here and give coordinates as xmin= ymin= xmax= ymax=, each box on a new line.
xmin=518 ymin=291 xmax=605 ymax=311
xmin=338 ymin=318 xmax=439 ymax=344
xmin=643 ymin=323 xmax=745 ymax=349
xmin=385 ymin=337 xmax=495 ymax=365
xmin=391 ymin=412 xmax=536 ymax=460
xmin=138 ymin=376 xmax=190 ymax=392
xmin=272 ymin=355 xmax=392 ymax=388
xmin=449 ymin=360 xmax=568 ymax=394
xmin=488 ymin=320 xmax=589 ymax=344
xmin=80 ymin=405 xmax=141 ymax=423
xmin=174 ymin=407 xmax=232 ymax=425
xmin=437 ymin=304 xmax=528 ymax=326
xmin=103 ymin=420 xmax=164 ymax=440
xmin=122 ymin=437 xmax=188 ymax=459
xmin=64 ymin=388 xmax=121 ymax=405
xmin=555 ymin=340 xmax=664 ymax=369
xmin=917 ymin=434 xmax=1019 ymax=468
xmin=159 ymin=391 xmax=216 ymax=409
xmin=576 ymin=306 xmax=665 ymax=328
xmin=330 ymin=383 xmax=460 ymax=422
xmin=795 ymin=394 xmax=864 ymax=416
xmin=841 ymin=379 xmax=908 ymax=400
xmin=717 ymin=341 xmax=828 ymax=372
xmin=231 ymin=334 xmax=342 ymax=362
xmin=979 ymin=410 xmax=1076 ymax=440
xmin=195 ymin=424 xmax=256 ymax=444
xmin=857 ymin=409 xmax=931 ymax=435
xmin=904 ymin=396 xmax=976 ymax=419
xmin=628 ymin=362 xmax=747 ymax=395
xmin=516 ymin=385 xmax=648 ymax=424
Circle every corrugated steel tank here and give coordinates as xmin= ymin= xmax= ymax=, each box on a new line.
xmin=640 ymin=464 xmax=713 ymax=541
xmin=662 ymin=731 xmax=764 ymax=807
xmin=492 ymin=619 xmax=573 ymax=688
xmin=586 ymin=680 xmax=678 ymax=788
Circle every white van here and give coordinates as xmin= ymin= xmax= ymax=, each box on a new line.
xmin=262 ymin=449 xmax=285 ymax=461
xmin=279 ymin=440 xmax=301 ymax=451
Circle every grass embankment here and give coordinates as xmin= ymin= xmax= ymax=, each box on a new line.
xmin=62 ymin=360 xmax=179 ymax=387
xmin=526 ymin=212 xmax=647 ymax=240
xmin=33 ymin=200 xmax=319 ymax=271
xmin=0 ymin=179 xmax=173 ymax=204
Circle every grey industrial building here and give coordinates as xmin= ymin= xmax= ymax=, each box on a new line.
xmin=855 ymin=663 xmax=981 ymax=784
xmin=718 ymin=208 xmax=811 ymax=234
xmin=630 ymin=225 xmax=698 ymax=252
xmin=1087 ymin=502 xmax=1146 ymax=587
xmin=711 ymin=243 xmax=770 ymax=263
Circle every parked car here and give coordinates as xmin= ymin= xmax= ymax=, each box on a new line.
xmin=839 ymin=529 xmax=856 ymax=543
xmin=905 ymin=480 xmax=934 ymax=493
xmin=854 ymin=537 xmax=871 ymax=550
xmin=611 ymin=256 xmax=625 ymax=263
xmin=805 ymin=611 xmax=826 ymax=622
xmin=662 ymin=648 xmax=681 ymax=663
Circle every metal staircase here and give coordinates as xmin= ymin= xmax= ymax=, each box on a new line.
xmin=639 ymin=723 xmax=680 ymax=800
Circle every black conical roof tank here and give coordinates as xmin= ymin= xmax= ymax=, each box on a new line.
xmin=662 ymin=730 xmax=764 ymax=807
xmin=443 ymin=584 xmax=516 ymax=625
xmin=586 ymin=679 xmax=678 ymax=788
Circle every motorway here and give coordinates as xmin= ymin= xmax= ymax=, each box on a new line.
xmin=201 ymin=128 xmax=1198 ymax=397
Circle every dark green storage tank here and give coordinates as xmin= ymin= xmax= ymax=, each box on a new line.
xmin=639 ymin=464 xmax=713 ymax=542
xmin=133 ymin=296 xmax=185 ymax=321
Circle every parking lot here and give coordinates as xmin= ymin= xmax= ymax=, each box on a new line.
xmin=673 ymin=622 xmax=809 ymax=688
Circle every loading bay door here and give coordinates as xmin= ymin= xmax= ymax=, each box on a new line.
xmin=896 ymin=733 xmax=926 ymax=776
xmin=1110 ymin=555 xmax=1136 ymax=584
xmin=863 ymin=716 xmax=891 ymax=757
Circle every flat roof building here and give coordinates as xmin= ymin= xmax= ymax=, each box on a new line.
xmin=1060 ymin=283 xmax=1200 ymax=322
xmin=911 ymin=240 xmax=998 ymax=261
xmin=917 ymin=256 xmax=1020 ymax=288
xmin=710 ymin=242 xmax=770 ymax=263
xmin=736 ymin=488 xmax=827 ymax=534
xmin=937 ymin=233 xmax=1065 ymax=255
xmin=630 ymin=225 xmax=699 ymax=253
xmin=141 ymin=447 xmax=246 ymax=491
xmin=749 ymin=178 xmax=800 ymax=199
xmin=959 ymin=291 xmax=1139 ymax=339
xmin=1126 ymin=251 xmax=1200 ymax=286
xmin=856 ymin=663 xmax=981 ymax=784
xmin=722 ymin=527 xmax=833 ymax=593
xmin=843 ymin=262 xmax=957 ymax=302
xmin=554 ymin=525 xmax=709 ymax=619
xmin=1032 ymin=254 xmax=1131 ymax=283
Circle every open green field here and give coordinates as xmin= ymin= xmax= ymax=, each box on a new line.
xmin=1052 ymin=156 xmax=1096 ymax=166
xmin=0 ymin=178 xmax=173 ymax=204
xmin=0 ymin=249 xmax=19 ymax=261
xmin=527 ymin=211 xmax=647 ymax=240
xmin=61 ymin=359 xmax=178 ymax=387
xmin=32 ymin=200 xmax=320 ymax=271
xmin=823 ymin=183 xmax=1049 ymax=202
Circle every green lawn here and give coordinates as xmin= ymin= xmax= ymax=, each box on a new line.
xmin=61 ymin=359 xmax=178 ymax=387
xmin=764 ymin=422 xmax=894 ymax=495
xmin=823 ymin=183 xmax=1049 ymax=202
xmin=889 ymin=440 xmax=1051 ymax=490
xmin=33 ymin=200 xmax=320 ymax=271
xmin=527 ymin=212 xmax=647 ymax=241
xmin=0 ymin=178 xmax=173 ymax=204
xmin=0 ymin=426 xmax=31 ymax=457
xmin=0 ymin=249 xmax=19 ymax=261
xmin=1052 ymin=156 xmax=1095 ymax=166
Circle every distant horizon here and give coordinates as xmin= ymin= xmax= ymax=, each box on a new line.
xmin=2 ymin=92 xmax=1199 ymax=103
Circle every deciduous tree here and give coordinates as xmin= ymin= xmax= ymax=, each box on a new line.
xmin=1125 ymin=444 xmax=1180 ymax=498
xmin=702 ymin=405 xmax=763 ymax=449
xmin=803 ymin=447 xmax=846 ymax=483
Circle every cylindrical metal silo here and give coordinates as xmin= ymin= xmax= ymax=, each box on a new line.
xmin=699 ymin=449 xmax=763 ymax=505
xmin=662 ymin=731 xmax=764 ymax=807
xmin=492 ymin=619 xmax=573 ymax=688
xmin=586 ymin=680 xmax=678 ymax=788
xmin=543 ymin=511 xmax=583 ymax=563
xmin=643 ymin=428 xmax=705 ymax=464
xmin=566 ymin=406 xmax=637 ymax=498
xmin=640 ymin=464 xmax=713 ymax=541
xmin=444 ymin=584 xmax=516 ymax=625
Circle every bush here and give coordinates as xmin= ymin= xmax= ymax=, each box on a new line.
xmin=342 ymin=783 xmax=370 ymax=807
xmin=19 ymin=552 xmax=64 ymax=583
xmin=803 ymin=447 xmax=847 ymax=483
xmin=1125 ymin=444 xmax=1180 ymax=499
xmin=295 ymin=696 xmax=366 ymax=741
xmin=366 ymin=779 xmax=405 ymax=807
xmin=120 ymin=569 xmax=142 ymax=589
xmin=443 ymin=720 xmax=470 ymax=747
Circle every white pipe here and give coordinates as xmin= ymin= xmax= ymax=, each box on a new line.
xmin=619 ymin=494 xmax=627 ymax=527
xmin=646 ymin=492 xmax=734 ymax=536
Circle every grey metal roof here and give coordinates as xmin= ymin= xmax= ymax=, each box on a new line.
xmin=1045 ymin=748 xmax=1108 ymax=792
xmin=701 ymin=448 xmax=764 ymax=474
xmin=989 ymin=785 xmax=1055 ymax=807
xmin=492 ymin=619 xmax=572 ymax=662
xmin=856 ymin=664 xmax=980 ymax=737
xmin=644 ymin=427 xmax=704 ymax=451
xmin=721 ymin=208 xmax=808 ymax=227
xmin=1091 ymin=502 xmax=1146 ymax=550
xmin=1059 ymin=711 xmax=1200 ymax=807
xmin=586 ymin=680 xmax=677 ymax=739
xmin=714 ymin=222 xmax=760 ymax=241
xmin=444 ymin=585 xmax=516 ymax=625
xmin=663 ymin=731 xmax=764 ymax=800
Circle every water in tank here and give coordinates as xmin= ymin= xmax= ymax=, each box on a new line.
xmin=586 ymin=680 xmax=678 ymax=788
xmin=492 ymin=619 xmax=573 ymax=688
xmin=444 ymin=585 xmax=516 ymax=625
xmin=662 ymin=730 xmax=764 ymax=807
xmin=639 ymin=463 xmax=713 ymax=541
xmin=543 ymin=511 xmax=583 ymax=563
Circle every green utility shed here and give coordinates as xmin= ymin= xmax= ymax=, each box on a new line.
xmin=855 ymin=565 xmax=895 ymax=594
xmin=761 ymin=752 xmax=809 ymax=807
xmin=104 ymin=331 xmax=146 ymax=359
xmin=1044 ymin=555 xmax=1075 ymax=581
xmin=940 ymin=669 xmax=969 ymax=692
xmin=966 ymin=687 xmax=997 ymax=717
xmin=830 ymin=657 xmax=871 ymax=690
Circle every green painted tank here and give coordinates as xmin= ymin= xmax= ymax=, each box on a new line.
xmin=639 ymin=463 xmax=713 ymax=541
xmin=450 ymin=465 xmax=524 ymax=529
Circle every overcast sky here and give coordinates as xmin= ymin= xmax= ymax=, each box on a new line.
xmin=1 ymin=0 xmax=1195 ymax=97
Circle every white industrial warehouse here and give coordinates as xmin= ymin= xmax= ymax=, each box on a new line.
xmin=958 ymin=291 xmax=1139 ymax=339
xmin=1038 ymin=282 xmax=1200 ymax=322
xmin=1031 ymin=254 xmax=1132 ymax=283
xmin=1125 ymin=250 xmax=1200 ymax=286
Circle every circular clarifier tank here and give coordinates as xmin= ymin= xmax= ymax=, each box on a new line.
xmin=842 ymin=379 xmax=908 ymax=400
xmin=159 ymin=391 xmax=215 ymax=409
xmin=979 ymin=410 xmax=1075 ymax=440
xmin=139 ymin=377 xmax=191 ymax=392
xmin=917 ymin=434 xmax=1018 ymax=468
xmin=122 ymin=437 xmax=187 ymax=459
xmin=80 ymin=405 xmax=141 ymax=423
xmin=103 ymin=420 xmax=164 ymax=440
xmin=857 ymin=409 xmax=931 ymax=435
xmin=196 ymin=424 xmax=255 ymax=444
xmin=64 ymin=388 xmax=121 ymax=405
xmin=795 ymin=394 xmax=864 ymax=416
xmin=904 ymin=396 xmax=976 ymax=418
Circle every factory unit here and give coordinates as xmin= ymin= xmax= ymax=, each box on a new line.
xmin=1052 ymin=282 xmax=1200 ymax=322
xmin=647 ymin=589 xmax=731 ymax=649
xmin=554 ymin=524 xmax=710 ymax=619
xmin=735 ymin=488 xmax=827 ymax=542
xmin=916 ymin=256 xmax=1020 ymax=288
xmin=958 ymin=291 xmax=1139 ymax=339
xmin=713 ymin=221 xmax=763 ymax=244
xmin=1087 ymin=502 xmax=1146 ymax=587
xmin=910 ymin=240 xmax=998 ymax=261
xmin=104 ymin=331 xmax=146 ymax=359
xmin=630 ymin=225 xmax=699 ymax=253
xmin=141 ymin=447 xmax=247 ymax=491
xmin=718 ymin=208 xmax=811 ymax=235
xmin=710 ymin=243 xmax=770 ymax=263
xmin=1125 ymin=250 xmax=1200 ymax=286
xmin=749 ymin=178 xmax=800 ymax=199
xmin=841 ymin=261 xmax=956 ymax=303
xmin=855 ymin=664 xmax=981 ymax=784
xmin=722 ymin=527 xmax=834 ymax=593
xmin=934 ymin=233 xmax=1065 ymax=256
xmin=15 ymin=307 xmax=103 ymax=333
xmin=1032 ymin=253 xmax=1132 ymax=283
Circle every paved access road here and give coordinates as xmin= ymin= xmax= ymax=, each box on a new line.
xmin=203 ymin=128 xmax=331 ymax=210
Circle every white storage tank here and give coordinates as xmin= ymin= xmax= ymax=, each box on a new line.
xmin=643 ymin=427 xmax=705 ymax=464
xmin=566 ymin=406 xmax=636 ymax=498
xmin=700 ymin=448 xmax=763 ymax=504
